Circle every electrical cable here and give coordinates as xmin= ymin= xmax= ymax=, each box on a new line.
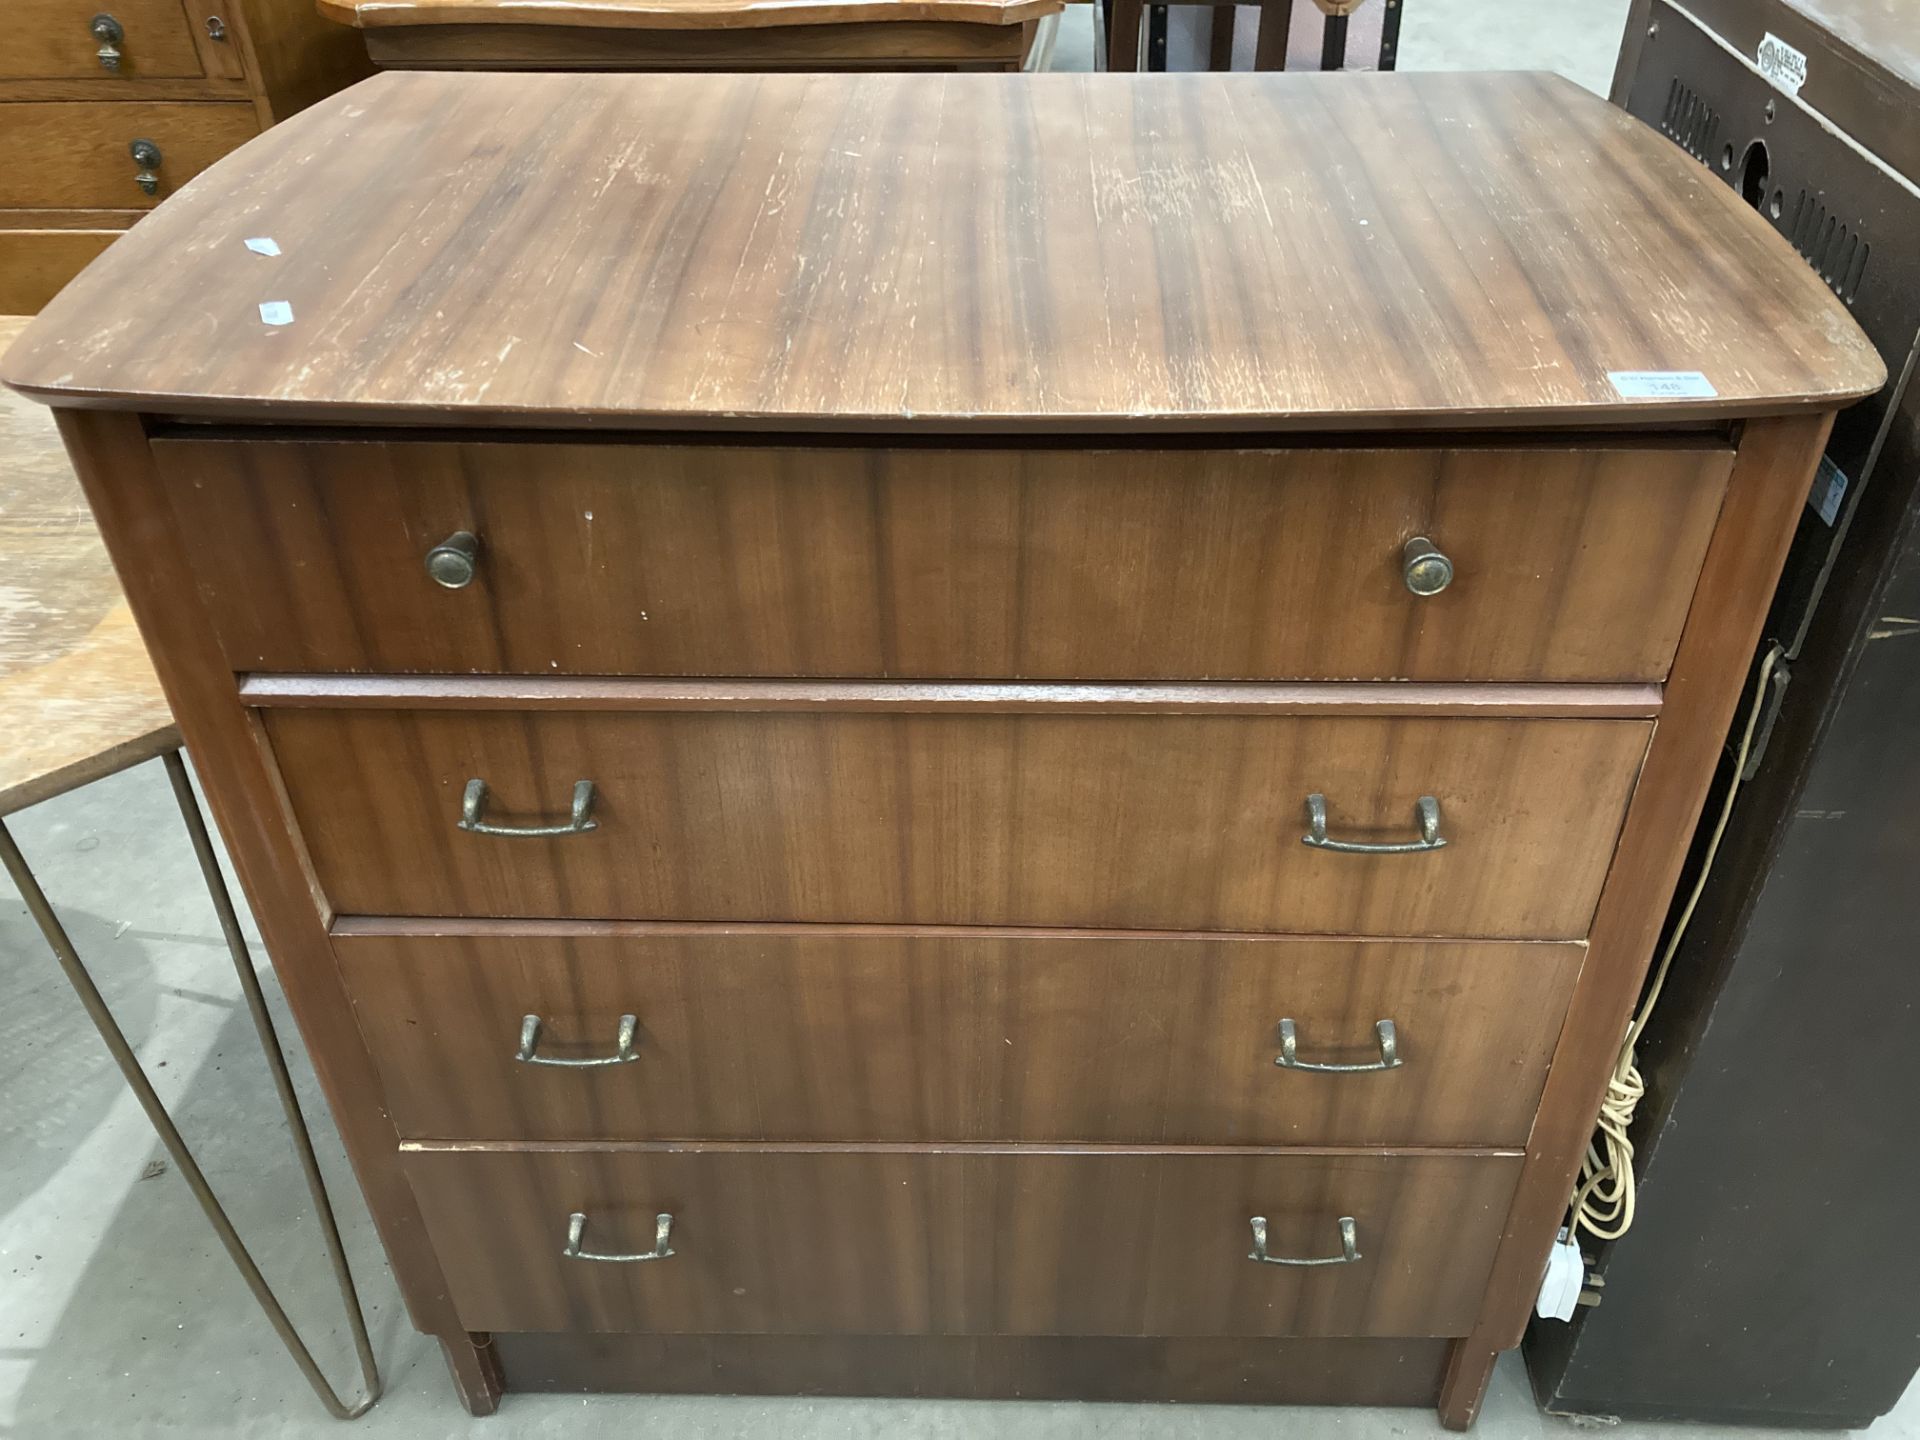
xmin=1567 ymin=641 xmax=1786 ymax=1243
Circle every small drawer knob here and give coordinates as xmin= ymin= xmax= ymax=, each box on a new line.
xmin=425 ymin=531 xmax=481 ymax=588
xmin=129 ymin=138 xmax=162 ymax=196
xmin=92 ymin=13 xmax=125 ymax=71
xmin=1402 ymin=535 xmax=1453 ymax=596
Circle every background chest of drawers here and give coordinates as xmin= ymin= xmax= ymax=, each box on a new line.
xmin=0 ymin=69 xmax=1883 ymax=1429
xmin=0 ymin=0 xmax=368 ymax=313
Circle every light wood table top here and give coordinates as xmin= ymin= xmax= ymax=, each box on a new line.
xmin=1 ymin=72 xmax=1881 ymax=432
xmin=0 ymin=316 xmax=176 ymax=815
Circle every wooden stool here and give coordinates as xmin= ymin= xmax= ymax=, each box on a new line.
xmin=319 ymin=0 xmax=1064 ymax=72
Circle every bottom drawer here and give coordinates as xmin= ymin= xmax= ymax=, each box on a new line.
xmin=404 ymin=1146 xmax=1521 ymax=1338
xmin=0 ymin=227 xmax=121 ymax=312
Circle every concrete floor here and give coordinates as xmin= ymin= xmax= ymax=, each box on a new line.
xmin=5 ymin=3 xmax=1918 ymax=1437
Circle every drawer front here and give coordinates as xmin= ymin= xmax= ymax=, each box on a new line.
xmin=5 ymin=0 xmax=206 ymax=79
xmin=156 ymin=438 xmax=1732 ymax=682
xmin=268 ymin=708 xmax=1650 ymax=937
xmin=337 ymin=928 xmax=1583 ymax=1147
xmin=0 ymin=229 xmax=122 ymax=313
xmin=0 ymin=103 xmax=257 ymax=210
xmin=402 ymin=1147 xmax=1523 ymax=1337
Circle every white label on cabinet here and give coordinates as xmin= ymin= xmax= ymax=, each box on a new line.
xmin=1808 ymin=454 xmax=1850 ymax=526
xmin=258 ymin=301 xmax=295 ymax=326
xmin=1607 ymin=370 xmax=1718 ymax=400
xmin=1757 ymin=33 xmax=1809 ymax=96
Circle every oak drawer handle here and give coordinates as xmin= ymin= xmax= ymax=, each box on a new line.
xmin=1303 ymin=793 xmax=1445 ymax=854
xmin=458 ymin=778 xmax=598 ymax=838
xmin=516 ymin=1014 xmax=638 ymax=1068
xmin=1276 ymin=1018 xmax=1402 ymax=1073
xmin=565 ymin=1211 xmax=674 ymax=1264
xmin=91 ymin=13 xmax=125 ymax=70
xmin=1248 ymin=1215 xmax=1361 ymax=1267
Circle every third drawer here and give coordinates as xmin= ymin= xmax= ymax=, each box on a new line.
xmin=267 ymin=706 xmax=1651 ymax=936
xmin=402 ymin=1145 xmax=1522 ymax=1337
xmin=335 ymin=925 xmax=1583 ymax=1147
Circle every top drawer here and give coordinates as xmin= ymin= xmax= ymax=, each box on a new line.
xmin=155 ymin=438 xmax=1731 ymax=683
xmin=5 ymin=0 xmax=208 ymax=79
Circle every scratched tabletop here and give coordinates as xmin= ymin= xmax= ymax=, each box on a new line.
xmin=0 ymin=315 xmax=176 ymax=816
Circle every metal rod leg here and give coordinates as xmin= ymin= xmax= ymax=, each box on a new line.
xmin=0 ymin=756 xmax=381 ymax=1421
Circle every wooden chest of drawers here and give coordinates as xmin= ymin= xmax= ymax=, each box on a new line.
xmin=1 ymin=70 xmax=1882 ymax=1428
xmin=0 ymin=0 xmax=369 ymax=312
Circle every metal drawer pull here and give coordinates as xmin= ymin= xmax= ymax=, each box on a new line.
xmin=516 ymin=1013 xmax=638 ymax=1067
xmin=458 ymin=778 xmax=597 ymax=837
xmin=1276 ymin=1018 xmax=1402 ymax=1073
xmin=564 ymin=1211 xmax=674 ymax=1264
xmin=91 ymin=14 xmax=125 ymax=70
xmin=425 ymin=530 xmax=481 ymax=588
xmin=1248 ymin=1215 xmax=1361 ymax=1267
xmin=130 ymin=139 xmax=162 ymax=196
xmin=1303 ymin=793 xmax=1445 ymax=854
xmin=1402 ymin=535 xmax=1454 ymax=596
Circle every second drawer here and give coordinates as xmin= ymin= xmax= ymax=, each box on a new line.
xmin=335 ymin=926 xmax=1583 ymax=1146
xmin=267 ymin=706 xmax=1652 ymax=937
xmin=0 ymin=102 xmax=258 ymax=209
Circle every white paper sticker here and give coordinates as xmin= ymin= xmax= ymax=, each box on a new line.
xmin=1536 ymin=1228 xmax=1585 ymax=1322
xmin=1757 ymin=32 xmax=1808 ymax=96
xmin=1608 ymin=370 xmax=1718 ymax=400
xmin=244 ymin=237 xmax=282 ymax=257
xmin=1809 ymin=454 xmax=1849 ymax=526
xmin=258 ymin=300 xmax=295 ymax=326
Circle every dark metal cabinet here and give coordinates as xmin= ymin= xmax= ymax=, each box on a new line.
xmin=1526 ymin=0 xmax=1920 ymax=1426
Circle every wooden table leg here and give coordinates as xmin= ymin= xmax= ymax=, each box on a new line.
xmin=1254 ymin=0 xmax=1293 ymax=69
xmin=1109 ymin=0 xmax=1144 ymax=68
xmin=440 ymin=1332 xmax=505 ymax=1416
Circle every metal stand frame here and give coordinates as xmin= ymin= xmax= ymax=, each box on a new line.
xmin=0 ymin=749 xmax=380 ymax=1420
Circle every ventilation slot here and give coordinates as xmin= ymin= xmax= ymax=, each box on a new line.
xmin=1659 ymin=78 xmax=1719 ymax=162
xmin=1786 ymin=189 xmax=1873 ymax=303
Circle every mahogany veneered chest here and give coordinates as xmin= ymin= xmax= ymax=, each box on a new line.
xmin=0 ymin=69 xmax=1882 ymax=1428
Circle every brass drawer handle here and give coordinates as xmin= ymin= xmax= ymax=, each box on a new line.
xmin=426 ymin=530 xmax=481 ymax=588
xmin=1303 ymin=793 xmax=1446 ymax=854
xmin=1402 ymin=535 xmax=1454 ymax=595
xmin=91 ymin=13 xmax=125 ymax=70
xmin=516 ymin=1013 xmax=638 ymax=1068
xmin=1276 ymin=1018 xmax=1402 ymax=1073
xmin=565 ymin=1211 xmax=674 ymax=1264
xmin=1249 ymin=1215 xmax=1361 ymax=1267
xmin=129 ymin=138 xmax=162 ymax=196
xmin=458 ymin=778 xmax=598 ymax=837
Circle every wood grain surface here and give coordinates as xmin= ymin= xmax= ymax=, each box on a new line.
xmin=158 ymin=437 xmax=1731 ymax=683
xmin=357 ymin=19 xmax=1031 ymax=68
xmin=0 ymin=71 xmax=1882 ymax=426
xmin=332 ymin=926 xmax=1582 ymax=1146
xmin=0 ymin=233 xmax=122 ymax=315
xmin=0 ymin=317 xmax=174 ymax=813
xmin=1436 ymin=413 xmax=1838 ymax=1428
xmin=495 ymin=1331 xmax=1452 ymax=1404
xmin=6 ymin=0 xmax=209 ymax=79
xmin=0 ymin=101 xmax=259 ymax=210
xmin=267 ymin=707 xmax=1650 ymax=935
xmin=401 ymin=1145 xmax=1522 ymax=1337
xmin=320 ymin=0 xmax=1056 ymax=30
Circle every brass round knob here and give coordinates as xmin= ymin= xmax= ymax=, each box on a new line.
xmin=91 ymin=14 xmax=125 ymax=71
xmin=426 ymin=531 xmax=481 ymax=589
xmin=1402 ymin=536 xmax=1453 ymax=596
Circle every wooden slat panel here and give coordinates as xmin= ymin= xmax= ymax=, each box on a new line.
xmin=335 ymin=927 xmax=1583 ymax=1146
xmin=266 ymin=707 xmax=1651 ymax=936
xmin=402 ymin=1146 xmax=1523 ymax=1337
xmin=158 ymin=439 xmax=1732 ymax=683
